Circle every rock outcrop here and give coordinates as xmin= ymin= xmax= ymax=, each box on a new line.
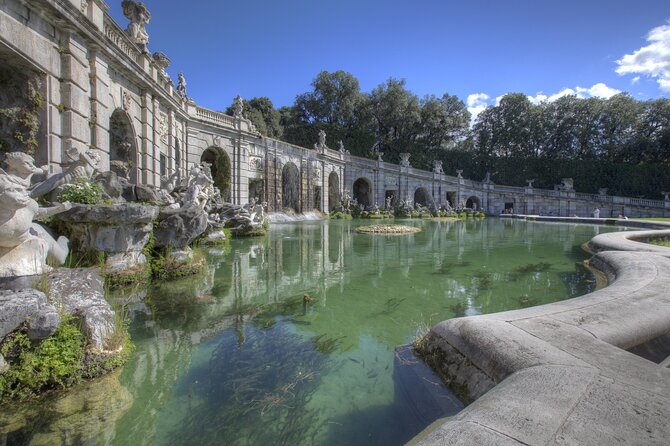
xmin=0 ymin=288 xmax=60 ymax=341
xmin=154 ymin=205 xmax=208 ymax=250
xmin=47 ymin=268 xmax=115 ymax=351
xmin=57 ymin=203 xmax=158 ymax=277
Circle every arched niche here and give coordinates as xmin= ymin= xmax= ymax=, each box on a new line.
xmin=466 ymin=195 xmax=481 ymax=210
xmin=109 ymin=109 xmax=138 ymax=183
xmin=282 ymin=161 xmax=300 ymax=212
xmin=414 ymin=187 xmax=433 ymax=207
xmin=328 ymin=171 xmax=340 ymax=211
xmin=353 ymin=177 xmax=373 ymax=208
xmin=201 ymin=146 xmax=231 ymax=201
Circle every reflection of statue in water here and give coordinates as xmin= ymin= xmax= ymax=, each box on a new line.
xmin=122 ymin=0 xmax=151 ymax=51
xmin=0 ymin=152 xmax=71 ymax=277
xmin=30 ymin=147 xmax=100 ymax=199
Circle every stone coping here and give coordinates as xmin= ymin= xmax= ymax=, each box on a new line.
xmin=411 ymin=216 xmax=670 ymax=445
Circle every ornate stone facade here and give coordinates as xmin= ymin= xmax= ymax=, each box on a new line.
xmin=0 ymin=0 xmax=667 ymax=218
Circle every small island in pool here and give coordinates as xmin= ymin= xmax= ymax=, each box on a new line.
xmin=355 ymin=225 xmax=421 ymax=234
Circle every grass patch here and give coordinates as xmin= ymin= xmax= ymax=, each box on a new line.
xmin=633 ymin=217 xmax=670 ymax=222
xmin=650 ymin=238 xmax=670 ymax=248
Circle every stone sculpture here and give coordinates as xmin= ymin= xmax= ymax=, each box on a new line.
xmin=176 ymin=72 xmax=188 ymax=99
xmin=456 ymin=170 xmax=463 ymax=179
xmin=232 ymin=95 xmax=244 ymax=119
xmin=555 ymin=178 xmax=574 ymax=191
xmin=183 ymin=162 xmax=216 ymax=209
xmin=122 ymin=0 xmax=151 ymax=51
xmin=400 ymin=153 xmax=411 ymax=168
xmin=338 ymin=140 xmax=346 ymax=154
xmin=526 ymin=179 xmax=535 ymax=188
xmin=314 ymin=130 xmax=328 ymax=153
xmin=152 ymin=52 xmax=170 ymax=81
xmin=30 ymin=147 xmax=100 ymax=199
xmin=385 ymin=195 xmax=393 ymax=210
xmin=0 ymin=152 xmax=71 ymax=277
xmin=482 ymin=171 xmax=495 ymax=184
xmin=157 ymin=171 xmax=180 ymax=206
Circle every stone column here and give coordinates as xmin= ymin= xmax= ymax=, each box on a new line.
xmin=301 ymin=158 xmax=310 ymax=212
xmin=88 ymin=49 xmax=111 ymax=170
xmin=168 ymin=110 xmax=176 ymax=174
xmin=59 ymin=33 xmax=91 ymax=160
xmin=139 ymin=92 xmax=153 ymax=185
xmin=238 ymin=140 xmax=250 ymax=205
xmin=264 ymin=141 xmax=278 ymax=212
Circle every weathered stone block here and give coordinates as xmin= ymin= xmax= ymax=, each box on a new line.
xmin=57 ymin=204 xmax=158 ymax=277
xmin=47 ymin=268 xmax=115 ymax=351
xmin=154 ymin=205 xmax=208 ymax=249
xmin=0 ymin=289 xmax=59 ymax=340
xmin=61 ymin=110 xmax=90 ymax=143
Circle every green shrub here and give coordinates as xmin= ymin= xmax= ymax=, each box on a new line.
xmin=330 ymin=211 xmax=352 ymax=220
xmin=0 ymin=314 xmax=84 ymax=400
xmin=57 ymin=178 xmax=103 ymax=204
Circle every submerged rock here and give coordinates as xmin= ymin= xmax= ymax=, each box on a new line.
xmin=0 ymin=371 xmax=133 ymax=444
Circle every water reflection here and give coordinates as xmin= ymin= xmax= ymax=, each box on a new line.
xmin=0 ymin=219 xmax=625 ymax=446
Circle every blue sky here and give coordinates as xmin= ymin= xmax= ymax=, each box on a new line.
xmin=108 ymin=0 xmax=670 ymax=117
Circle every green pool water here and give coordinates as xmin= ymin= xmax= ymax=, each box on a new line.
xmin=1 ymin=218 xmax=625 ymax=445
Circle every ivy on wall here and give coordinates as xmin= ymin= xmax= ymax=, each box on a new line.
xmin=0 ymin=64 xmax=42 ymax=156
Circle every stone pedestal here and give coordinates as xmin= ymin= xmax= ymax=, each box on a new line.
xmin=56 ymin=203 xmax=158 ymax=280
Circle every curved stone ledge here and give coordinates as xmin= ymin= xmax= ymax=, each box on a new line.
xmin=413 ymin=222 xmax=670 ymax=445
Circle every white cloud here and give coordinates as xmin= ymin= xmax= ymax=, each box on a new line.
xmin=466 ymin=93 xmax=492 ymax=124
xmin=466 ymin=93 xmax=489 ymax=108
xmin=576 ymin=83 xmax=621 ymax=99
xmin=631 ymin=76 xmax=641 ymax=84
xmin=527 ymin=93 xmax=548 ymax=105
xmin=547 ymin=88 xmax=577 ymax=102
xmin=524 ymin=83 xmax=620 ymax=104
xmin=616 ymin=21 xmax=670 ymax=91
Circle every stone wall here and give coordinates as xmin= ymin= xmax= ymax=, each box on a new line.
xmin=1 ymin=0 xmax=668 ymax=217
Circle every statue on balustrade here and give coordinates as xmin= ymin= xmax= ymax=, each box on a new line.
xmin=122 ymin=0 xmax=151 ymax=51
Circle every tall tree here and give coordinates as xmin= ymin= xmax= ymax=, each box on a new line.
xmin=294 ymin=70 xmax=364 ymax=127
xmin=226 ymin=96 xmax=283 ymax=138
xmin=367 ymin=78 xmax=421 ymax=160
xmin=418 ymin=94 xmax=470 ymax=149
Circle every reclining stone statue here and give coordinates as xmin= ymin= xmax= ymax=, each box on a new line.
xmin=0 ymin=152 xmax=71 ymax=277
xmin=29 ymin=147 xmax=100 ymax=200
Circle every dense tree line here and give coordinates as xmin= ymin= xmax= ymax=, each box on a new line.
xmin=226 ymin=71 xmax=670 ymax=198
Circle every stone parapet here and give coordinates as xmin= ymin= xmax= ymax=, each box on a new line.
xmin=412 ymin=219 xmax=670 ymax=445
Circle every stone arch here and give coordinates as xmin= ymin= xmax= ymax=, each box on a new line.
xmin=353 ymin=177 xmax=373 ymax=208
xmin=414 ymin=187 xmax=433 ymax=207
xmin=328 ymin=171 xmax=340 ymax=211
xmin=110 ymin=109 xmax=138 ymax=183
xmin=282 ymin=161 xmax=300 ymax=212
xmin=201 ymin=146 xmax=231 ymax=201
xmin=465 ymin=195 xmax=481 ymax=210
